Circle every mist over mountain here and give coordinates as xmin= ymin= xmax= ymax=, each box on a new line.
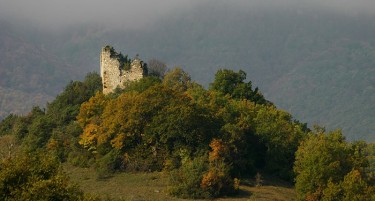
xmin=1 ymin=1 xmax=375 ymax=141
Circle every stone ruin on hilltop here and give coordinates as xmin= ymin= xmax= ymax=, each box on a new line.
xmin=100 ymin=45 xmax=147 ymax=94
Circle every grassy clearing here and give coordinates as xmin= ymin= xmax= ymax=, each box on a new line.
xmin=64 ymin=164 xmax=296 ymax=201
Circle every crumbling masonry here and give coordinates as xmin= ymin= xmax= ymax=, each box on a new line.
xmin=100 ymin=46 xmax=147 ymax=94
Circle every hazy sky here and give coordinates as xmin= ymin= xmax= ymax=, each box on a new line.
xmin=1 ymin=0 xmax=375 ymax=29
xmin=0 ymin=0 xmax=199 ymax=29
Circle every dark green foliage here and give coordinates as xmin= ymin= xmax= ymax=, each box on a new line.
xmin=145 ymin=90 xmax=217 ymax=153
xmin=254 ymin=105 xmax=306 ymax=180
xmin=210 ymin=69 xmax=247 ymax=96
xmin=0 ymin=114 xmax=19 ymax=136
xmin=95 ymin=150 xmax=123 ymax=179
xmin=10 ymin=116 xmax=30 ymax=141
xmin=0 ymin=72 xmax=102 ymax=163
xmin=47 ymin=72 xmax=102 ymax=125
xmin=0 ymin=151 xmax=83 ymax=201
xmin=0 ymin=106 xmax=53 ymax=149
xmin=210 ymin=69 xmax=269 ymax=105
xmin=23 ymin=114 xmax=55 ymax=151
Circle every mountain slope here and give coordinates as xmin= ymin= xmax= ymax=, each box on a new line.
xmin=109 ymin=4 xmax=375 ymax=141
xmin=1 ymin=3 xmax=375 ymax=141
xmin=0 ymin=21 xmax=83 ymax=117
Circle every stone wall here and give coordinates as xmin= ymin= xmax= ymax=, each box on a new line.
xmin=100 ymin=46 xmax=147 ymax=94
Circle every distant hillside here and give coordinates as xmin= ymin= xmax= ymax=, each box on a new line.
xmin=0 ymin=21 xmax=102 ymax=119
xmin=1 ymin=3 xmax=375 ymax=141
xmin=0 ymin=86 xmax=52 ymax=119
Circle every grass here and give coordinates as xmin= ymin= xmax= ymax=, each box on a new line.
xmin=63 ymin=164 xmax=296 ymax=201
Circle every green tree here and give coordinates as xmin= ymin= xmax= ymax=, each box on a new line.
xmin=47 ymin=72 xmax=102 ymax=125
xmin=210 ymin=69 xmax=269 ymax=105
xmin=254 ymin=105 xmax=306 ymax=179
xmin=216 ymin=98 xmax=265 ymax=176
xmin=23 ymin=114 xmax=55 ymax=151
xmin=294 ymin=130 xmax=370 ymax=200
xmin=146 ymin=89 xmax=217 ymax=154
xmin=189 ymin=83 xmax=268 ymax=177
xmin=0 ymin=114 xmax=19 ymax=136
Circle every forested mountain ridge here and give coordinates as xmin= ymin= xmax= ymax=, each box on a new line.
xmin=1 ymin=2 xmax=375 ymax=141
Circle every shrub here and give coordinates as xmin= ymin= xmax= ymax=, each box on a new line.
xmin=168 ymin=155 xmax=210 ymax=199
xmin=0 ymin=151 xmax=83 ymax=201
xmin=169 ymin=139 xmax=239 ymax=199
xmin=201 ymin=161 xmax=237 ymax=197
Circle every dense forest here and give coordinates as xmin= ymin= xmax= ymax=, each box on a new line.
xmin=0 ymin=68 xmax=373 ymax=200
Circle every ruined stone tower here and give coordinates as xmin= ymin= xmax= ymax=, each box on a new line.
xmin=100 ymin=46 xmax=147 ymax=94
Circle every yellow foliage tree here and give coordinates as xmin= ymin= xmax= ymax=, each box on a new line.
xmin=79 ymin=123 xmax=100 ymax=153
xmin=77 ymin=92 xmax=107 ymax=128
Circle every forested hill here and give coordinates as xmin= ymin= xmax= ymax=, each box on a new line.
xmin=0 ymin=69 xmax=373 ymax=200
xmin=1 ymin=2 xmax=375 ymax=141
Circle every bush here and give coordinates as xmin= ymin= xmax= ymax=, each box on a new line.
xmin=0 ymin=151 xmax=83 ymax=201
xmin=200 ymin=161 xmax=237 ymax=197
xmin=169 ymin=139 xmax=239 ymax=199
xmin=168 ymin=155 xmax=210 ymax=199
